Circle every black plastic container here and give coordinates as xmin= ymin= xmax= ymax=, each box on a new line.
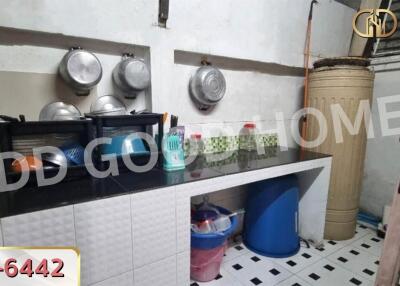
xmin=85 ymin=113 xmax=164 ymax=171
xmin=0 ymin=119 xmax=94 ymax=186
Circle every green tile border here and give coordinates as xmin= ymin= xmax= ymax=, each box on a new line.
xmin=184 ymin=133 xmax=278 ymax=156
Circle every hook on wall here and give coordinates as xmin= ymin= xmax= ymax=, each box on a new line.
xmin=122 ymin=52 xmax=135 ymax=59
xmin=200 ymin=57 xmax=212 ymax=66
xmin=158 ymin=0 xmax=169 ymax=28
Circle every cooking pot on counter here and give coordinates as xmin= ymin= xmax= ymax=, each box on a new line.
xmin=59 ymin=48 xmax=103 ymax=95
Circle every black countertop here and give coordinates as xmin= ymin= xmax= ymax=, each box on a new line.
xmin=0 ymin=147 xmax=330 ymax=218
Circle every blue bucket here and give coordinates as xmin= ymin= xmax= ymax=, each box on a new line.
xmin=191 ymin=207 xmax=238 ymax=250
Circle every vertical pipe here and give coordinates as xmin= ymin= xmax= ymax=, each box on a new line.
xmin=301 ymin=1 xmax=318 ymax=151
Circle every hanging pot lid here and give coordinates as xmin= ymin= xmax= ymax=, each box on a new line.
xmin=39 ymin=102 xmax=82 ymax=121
xmin=189 ymin=65 xmax=226 ymax=109
xmin=90 ymin=95 xmax=127 ymax=116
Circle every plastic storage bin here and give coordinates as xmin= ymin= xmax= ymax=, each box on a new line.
xmin=191 ymin=207 xmax=238 ymax=249
xmin=191 ymin=206 xmax=238 ymax=282
xmin=190 ymin=242 xmax=226 ymax=282
xmin=0 ymin=119 xmax=93 ymax=184
xmin=244 ymin=175 xmax=300 ymax=258
xmin=85 ymin=113 xmax=163 ymax=170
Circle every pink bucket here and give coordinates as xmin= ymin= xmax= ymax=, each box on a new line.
xmin=190 ymin=242 xmax=226 ymax=282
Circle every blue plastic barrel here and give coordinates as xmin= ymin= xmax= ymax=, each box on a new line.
xmin=243 ymin=175 xmax=300 ymax=258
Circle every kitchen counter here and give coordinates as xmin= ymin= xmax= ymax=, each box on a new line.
xmin=0 ymin=146 xmax=332 ymax=286
xmin=0 ymin=147 xmax=330 ymax=218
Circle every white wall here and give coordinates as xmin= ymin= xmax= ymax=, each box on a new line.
xmin=361 ymin=58 xmax=400 ymax=217
xmin=0 ymin=0 xmax=354 ymax=126
xmin=0 ymin=45 xmax=149 ymax=119
xmin=0 ymin=0 xmax=353 ymax=67
xmin=0 ymin=1 xmax=354 ymax=215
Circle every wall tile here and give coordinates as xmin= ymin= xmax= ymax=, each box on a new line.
xmin=1 ymin=206 xmax=75 ymax=247
xmin=89 ymin=271 xmax=134 ymax=286
xmin=191 ymin=186 xmax=247 ymax=204
xmin=212 ymin=192 xmax=247 ymax=212
xmin=176 ymin=191 xmax=191 ymax=253
xmin=131 ymin=187 xmax=176 ymax=268
xmin=184 ymin=133 xmax=278 ymax=156
xmin=177 ymin=251 xmax=190 ymax=286
xmin=134 ymin=255 xmax=177 ymax=286
xmin=74 ymin=196 xmax=133 ymax=286
xmin=0 ymin=221 xmax=3 ymax=246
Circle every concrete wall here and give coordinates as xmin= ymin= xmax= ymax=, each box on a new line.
xmin=361 ymin=58 xmax=400 ymax=217
xmin=0 ymin=0 xmax=353 ymax=67
xmin=0 ymin=0 xmax=354 ymax=125
xmin=0 ymin=1 xmax=354 ymax=213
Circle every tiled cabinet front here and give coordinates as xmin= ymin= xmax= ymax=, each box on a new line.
xmin=0 ymin=186 xmax=184 ymax=286
xmin=0 ymin=206 xmax=75 ymax=246
xmin=0 ymin=221 xmax=3 ymax=246
xmin=91 ymin=271 xmax=134 ymax=286
xmin=131 ymin=187 xmax=176 ymax=268
xmin=74 ymin=195 xmax=133 ymax=286
xmin=134 ymin=256 xmax=177 ymax=286
xmin=177 ymin=251 xmax=190 ymax=286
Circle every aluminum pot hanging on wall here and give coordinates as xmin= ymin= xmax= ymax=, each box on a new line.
xmin=59 ymin=48 xmax=103 ymax=96
xmin=112 ymin=55 xmax=151 ymax=98
xmin=189 ymin=65 xmax=226 ymax=110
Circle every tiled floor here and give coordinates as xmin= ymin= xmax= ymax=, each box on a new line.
xmin=190 ymin=224 xmax=382 ymax=286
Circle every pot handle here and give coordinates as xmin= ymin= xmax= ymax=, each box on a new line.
xmin=200 ymin=59 xmax=212 ymax=66
xmin=122 ymin=53 xmax=135 ymax=60
xmin=69 ymin=46 xmax=82 ymax=51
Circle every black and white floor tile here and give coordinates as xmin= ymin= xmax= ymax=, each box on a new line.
xmin=350 ymin=233 xmax=383 ymax=257
xmin=224 ymin=252 xmax=292 ymax=285
xmin=190 ymin=268 xmax=243 ymax=286
xmin=190 ymin=224 xmax=382 ymax=286
xmin=273 ymin=247 xmax=322 ymax=274
xmin=297 ymin=258 xmax=371 ymax=286
xmin=275 ymin=275 xmax=311 ymax=286
xmin=223 ymin=243 xmax=250 ymax=262
xmin=326 ymin=246 xmax=379 ymax=281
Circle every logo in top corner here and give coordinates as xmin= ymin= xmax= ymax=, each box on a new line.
xmin=353 ymin=9 xmax=398 ymax=38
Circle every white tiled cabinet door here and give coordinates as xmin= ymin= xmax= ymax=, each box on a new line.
xmin=131 ymin=187 xmax=176 ymax=268
xmin=0 ymin=206 xmax=75 ymax=247
xmin=0 ymin=221 xmax=3 ymax=246
xmin=175 ymin=188 xmax=191 ymax=253
xmin=90 ymin=271 xmax=134 ymax=286
xmin=177 ymin=251 xmax=190 ymax=286
xmin=134 ymin=255 xmax=177 ymax=286
xmin=74 ymin=196 xmax=133 ymax=286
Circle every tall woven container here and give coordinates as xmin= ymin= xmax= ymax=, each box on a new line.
xmin=306 ymin=58 xmax=374 ymax=240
